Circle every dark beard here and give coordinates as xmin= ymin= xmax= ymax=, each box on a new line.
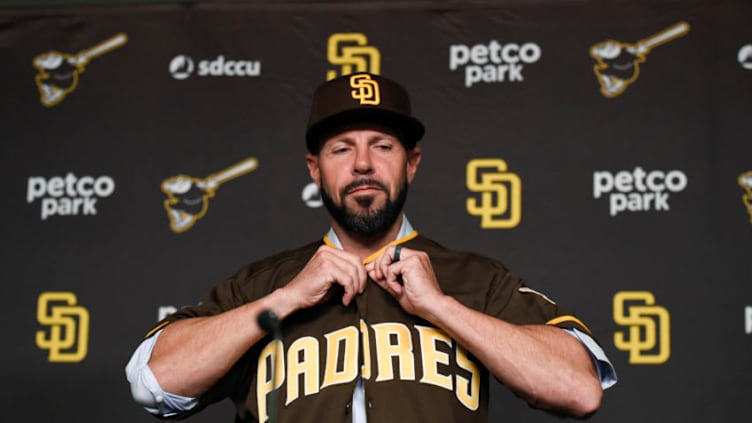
xmin=320 ymin=178 xmax=408 ymax=236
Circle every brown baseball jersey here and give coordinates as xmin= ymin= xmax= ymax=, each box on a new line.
xmin=148 ymin=235 xmax=592 ymax=423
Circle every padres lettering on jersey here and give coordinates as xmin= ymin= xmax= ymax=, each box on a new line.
xmin=256 ymin=320 xmax=480 ymax=422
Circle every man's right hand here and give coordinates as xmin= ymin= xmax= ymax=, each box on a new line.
xmin=281 ymin=245 xmax=367 ymax=310
xmin=144 ymin=246 xmax=366 ymax=399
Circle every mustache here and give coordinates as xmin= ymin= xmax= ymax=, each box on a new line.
xmin=341 ymin=179 xmax=388 ymax=196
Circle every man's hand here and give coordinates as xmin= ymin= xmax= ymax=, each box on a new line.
xmin=365 ymin=245 xmax=444 ymax=320
xmin=282 ymin=245 xmax=367 ymax=309
xmin=367 ymin=245 xmax=603 ymax=417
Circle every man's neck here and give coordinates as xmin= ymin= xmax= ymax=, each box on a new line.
xmin=330 ymin=214 xmax=404 ymax=261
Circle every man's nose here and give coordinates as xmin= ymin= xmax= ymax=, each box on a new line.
xmin=353 ymin=147 xmax=373 ymax=175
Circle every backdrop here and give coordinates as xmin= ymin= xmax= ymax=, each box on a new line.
xmin=1 ymin=0 xmax=750 ymax=421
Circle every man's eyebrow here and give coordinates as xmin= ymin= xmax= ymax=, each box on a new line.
xmin=368 ymin=133 xmax=398 ymax=143
xmin=327 ymin=135 xmax=356 ymax=145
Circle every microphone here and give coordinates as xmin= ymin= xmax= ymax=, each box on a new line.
xmin=257 ymin=309 xmax=281 ymax=423
xmin=257 ymin=309 xmax=281 ymax=336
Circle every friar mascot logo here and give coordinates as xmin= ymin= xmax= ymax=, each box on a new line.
xmin=590 ymin=22 xmax=689 ymax=98
xmin=33 ymin=33 xmax=128 ymax=107
xmin=161 ymin=157 xmax=258 ymax=233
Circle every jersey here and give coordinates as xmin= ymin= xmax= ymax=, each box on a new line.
xmin=147 ymin=235 xmax=593 ymax=423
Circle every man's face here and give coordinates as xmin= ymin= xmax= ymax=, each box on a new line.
xmin=306 ymin=124 xmax=421 ymax=235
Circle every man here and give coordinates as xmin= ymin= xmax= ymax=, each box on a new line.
xmin=126 ymin=72 xmax=616 ymax=422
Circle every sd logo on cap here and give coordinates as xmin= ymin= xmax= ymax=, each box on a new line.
xmin=305 ymin=73 xmax=425 ymax=153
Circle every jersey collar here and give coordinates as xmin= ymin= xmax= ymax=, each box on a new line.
xmin=323 ymin=214 xmax=418 ymax=264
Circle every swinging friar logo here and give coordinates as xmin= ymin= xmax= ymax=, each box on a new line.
xmin=169 ymin=54 xmax=261 ymax=80
xmin=449 ymin=40 xmax=541 ymax=87
xmin=739 ymin=171 xmax=752 ymax=223
xmin=593 ymin=167 xmax=687 ymax=217
xmin=33 ymin=33 xmax=128 ymax=107
xmin=27 ymin=173 xmax=116 ymax=220
xmin=590 ymin=21 xmax=689 ymax=98
xmin=161 ymin=157 xmax=258 ymax=233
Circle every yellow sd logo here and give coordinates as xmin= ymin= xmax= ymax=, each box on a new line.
xmin=349 ymin=74 xmax=380 ymax=105
xmin=326 ymin=33 xmax=381 ymax=81
xmin=613 ymin=291 xmax=670 ymax=364
xmin=466 ymin=159 xmax=521 ymax=229
xmin=36 ymin=292 xmax=90 ymax=362
xmin=738 ymin=171 xmax=752 ymax=223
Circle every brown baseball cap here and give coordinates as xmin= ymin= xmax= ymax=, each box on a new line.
xmin=305 ymin=72 xmax=425 ymax=153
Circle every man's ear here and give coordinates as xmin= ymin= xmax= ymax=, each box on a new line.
xmin=306 ymin=154 xmax=321 ymax=186
xmin=406 ymin=147 xmax=422 ymax=184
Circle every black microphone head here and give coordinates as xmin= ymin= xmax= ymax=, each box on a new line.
xmin=257 ymin=309 xmax=280 ymax=335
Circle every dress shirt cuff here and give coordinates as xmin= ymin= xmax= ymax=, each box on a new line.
xmin=125 ymin=329 xmax=199 ymax=416
xmin=563 ymin=328 xmax=618 ymax=390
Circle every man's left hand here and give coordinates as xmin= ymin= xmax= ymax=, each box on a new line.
xmin=365 ymin=246 xmax=444 ymax=320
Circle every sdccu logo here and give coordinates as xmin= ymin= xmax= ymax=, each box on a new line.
xmin=738 ymin=44 xmax=752 ymax=70
xmin=36 ymin=292 xmax=90 ymax=362
xmin=613 ymin=291 xmax=670 ymax=364
xmin=169 ymin=54 xmax=261 ymax=80
xmin=466 ymin=159 xmax=521 ymax=229
xmin=449 ymin=41 xmax=541 ymax=87
xmin=27 ymin=173 xmax=115 ymax=220
xmin=593 ymin=167 xmax=687 ymax=216
xmin=302 ymin=182 xmax=323 ymax=208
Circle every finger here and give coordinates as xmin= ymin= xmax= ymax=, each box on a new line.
xmin=388 ymin=245 xmax=408 ymax=284
xmin=329 ymin=264 xmax=357 ymax=306
xmin=354 ymin=257 xmax=368 ymax=294
xmin=338 ymin=251 xmax=367 ymax=295
xmin=371 ymin=272 xmax=403 ymax=297
xmin=317 ymin=250 xmax=361 ymax=305
xmin=393 ymin=245 xmax=402 ymax=262
xmin=376 ymin=245 xmax=400 ymax=281
xmin=387 ymin=259 xmax=405 ymax=286
xmin=334 ymin=250 xmax=369 ymax=300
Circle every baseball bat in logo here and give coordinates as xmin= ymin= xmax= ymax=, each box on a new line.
xmin=33 ymin=33 xmax=128 ymax=107
xmin=739 ymin=171 xmax=752 ymax=223
xmin=613 ymin=291 xmax=670 ymax=364
xmin=161 ymin=157 xmax=258 ymax=233
xmin=590 ymin=22 xmax=689 ymax=98
xmin=36 ymin=292 xmax=90 ymax=363
xmin=326 ymin=33 xmax=381 ymax=81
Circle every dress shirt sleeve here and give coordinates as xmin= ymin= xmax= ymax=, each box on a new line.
xmin=124 ymin=329 xmax=199 ymax=417
xmin=563 ymin=328 xmax=618 ymax=389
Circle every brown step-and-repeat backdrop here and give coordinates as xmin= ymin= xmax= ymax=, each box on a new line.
xmin=1 ymin=0 xmax=750 ymax=421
